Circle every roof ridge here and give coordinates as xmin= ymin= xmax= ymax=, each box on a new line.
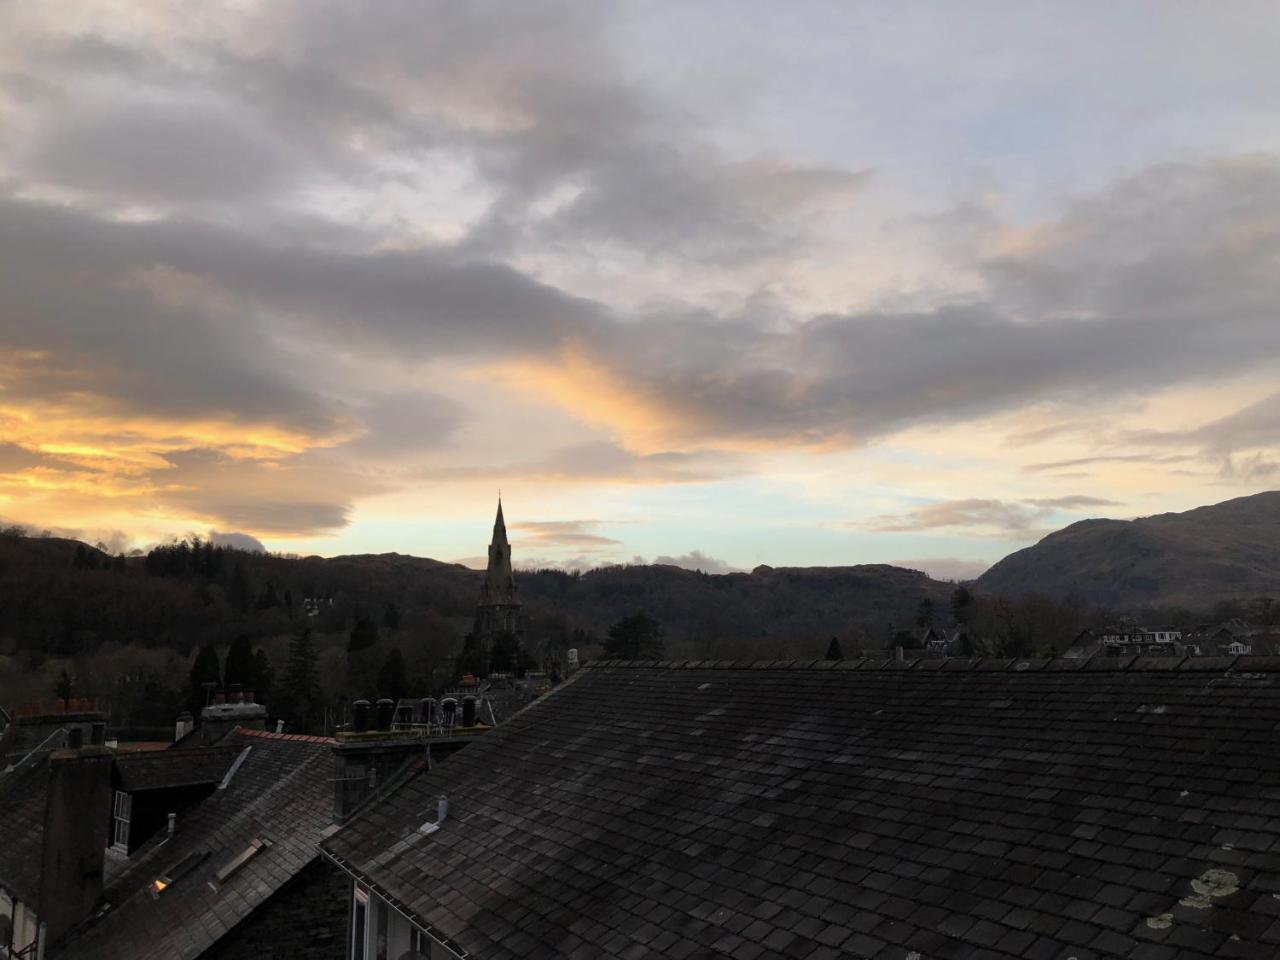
xmin=232 ymin=725 xmax=335 ymax=744
xmin=584 ymin=653 xmax=1280 ymax=674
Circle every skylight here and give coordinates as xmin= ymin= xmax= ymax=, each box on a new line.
xmin=150 ymin=850 xmax=209 ymax=898
xmin=211 ymin=837 xmax=272 ymax=887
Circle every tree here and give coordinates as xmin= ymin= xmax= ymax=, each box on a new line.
xmin=230 ymin=560 xmax=251 ymax=613
xmin=224 ymin=634 xmax=256 ymax=688
xmin=377 ymin=648 xmax=408 ymax=702
xmin=187 ymin=644 xmax=221 ymax=713
xmin=279 ymin=628 xmax=321 ymax=733
xmin=824 ymin=637 xmax=844 ymax=661
xmin=54 ymin=668 xmax=73 ymax=701
xmin=951 ymin=585 xmax=974 ymax=626
xmin=915 ymin=597 xmax=935 ymax=629
xmin=252 ymin=648 xmax=274 ymax=704
xmin=456 ymin=634 xmax=486 ymax=679
xmin=489 ymin=630 xmax=521 ymax=675
xmin=348 ymin=617 xmax=379 ymax=652
xmin=603 ymin=613 xmax=666 ymax=660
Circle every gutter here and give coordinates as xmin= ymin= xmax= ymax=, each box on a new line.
xmin=318 ymin=846 xmax=471 ymax=960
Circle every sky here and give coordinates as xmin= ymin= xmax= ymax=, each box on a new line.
xmin=2 ymin=1 xmax=1279 ymax=577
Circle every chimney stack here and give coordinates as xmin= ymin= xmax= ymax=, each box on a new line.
xmin=39 ymin=745 xmax=113 ymax=945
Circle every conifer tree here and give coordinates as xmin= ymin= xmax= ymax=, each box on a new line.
xmin=224 ymin=634 xmax=256 ymax=688
xmin=280 ymin=628 xmax=321 ymax=733
xmin=377 ymin=647 xmax=408 ymax=701
xmin=824 ymin=636 xmax=844 ymax=661
xmin=603 ymin=613 xmax=666 ymax=660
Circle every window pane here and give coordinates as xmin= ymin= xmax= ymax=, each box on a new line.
xmin=352 ymin=897 xmax=367 ymax=960
xmin=376 ymin=898 xmax=388 ymax=960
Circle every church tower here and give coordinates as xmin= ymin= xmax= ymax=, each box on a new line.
xmin=471 ymin=498 xmax=523 ymax=673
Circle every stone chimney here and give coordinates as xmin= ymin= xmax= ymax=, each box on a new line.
xmin=200 ymin=693 xmax=267 ymax=745
xmin=38 ymin=745 xmax=113 ymax=946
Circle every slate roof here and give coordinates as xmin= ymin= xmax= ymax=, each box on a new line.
xmin=0 ymin=749 xmax=53 ymax=904
xmin=113 ymin=745 xmax=239 ymax=792
xmin=324 ymin=655 xmax=1280 ymax=960
xmin=57 ymin=729 xmax=336 ymax=960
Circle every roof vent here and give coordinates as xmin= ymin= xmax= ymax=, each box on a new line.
xmin=419 ymin=795 xmax=448 ymax=836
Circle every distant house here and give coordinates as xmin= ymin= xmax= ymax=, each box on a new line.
xmin=918 ymin=625 xmax=973 ymax=657
xmin=1187 ymin=619 xmax=1280 ymax=657
xmin=322 ymin=655 xmax=1280 ymax=959
xmin=1066 ymin=625 xmax=1192 ymax=658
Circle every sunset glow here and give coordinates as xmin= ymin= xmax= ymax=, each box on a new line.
xmin=2 ymin=2 xmax=1278 ymax=574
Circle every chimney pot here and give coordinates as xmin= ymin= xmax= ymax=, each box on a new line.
xmin=275 ymin=720 xmax=284 ymax=733
xmin=244 ymin=690 xmax=255 ymax=703
xmin=374 ymin=698 xmax=395 ymax=731
xmin=351 ymin=700 xmax=371 ymax=733
xmin=167 ymin=812 xmax=176 ymax=837
xmin=437 ymin=795 xmax=448 ymax=824
xmin=214 ymin=692 xmax=226 ymax=705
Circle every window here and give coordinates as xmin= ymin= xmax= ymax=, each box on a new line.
xmin=352 ymin=888 xmax=368 ymax=960
xmin=376 ymin=896 xmax=389 ymax=960
xmin=409 ymin=927 xmax=429 ymax=954
xmin=112 ymin=790 xmax=132 ymax=851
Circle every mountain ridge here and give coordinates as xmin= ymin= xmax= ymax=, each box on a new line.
xmin=976 ymin=490 xmax=1280 ymax=607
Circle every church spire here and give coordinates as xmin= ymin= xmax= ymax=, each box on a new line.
xmin=478 ymin=496 xmax=517 ymax=606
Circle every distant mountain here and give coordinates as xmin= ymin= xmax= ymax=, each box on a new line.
xmin=976 ymin=491 xmax=1280 ymax=608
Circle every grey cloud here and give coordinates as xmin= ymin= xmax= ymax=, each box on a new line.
xmin=25 ymin=100 xmax=294 ymax=204
xmin=864 ymin=499 xmax=1052 ymax=533
xmin=511 ymin=520 xmax=622 ymax=549
xmin=580 ymin=157 xmax=1280 ymax=447
xmin=864 ymin=494 xmax=1115 ymax=533
xmin=1024 ymin=454 xmax=1197 ymax=473
xmin=1023 ymin=495 xmax=1120 ymax=508
xmin=8 ymin=2 xmax=864 ymax=261
xmin=153 ymin=448 xmax=382 ymax=536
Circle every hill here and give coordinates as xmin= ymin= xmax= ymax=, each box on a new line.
xmin=976 ymin=490 xmax=1280 ymax=607
xmin=0 ymin=529 xmax=953 ymax=672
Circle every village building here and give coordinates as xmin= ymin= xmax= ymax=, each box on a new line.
xmin=323 ymin=653 xmax=1280 ymax=960
xmin=917 ymin=625 xmax=974 ymax=657
xmin=1066 ymin=626 xmax=1196 ymax=659
xmin=0 ymin=696 xmax=350 ymax=960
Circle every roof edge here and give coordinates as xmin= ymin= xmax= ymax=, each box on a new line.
xmin=583 ymin=653 xmax=1280 ymax=673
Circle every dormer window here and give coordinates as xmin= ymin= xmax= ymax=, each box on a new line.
xmin=112 ymin=790 xmax=132 ymax=852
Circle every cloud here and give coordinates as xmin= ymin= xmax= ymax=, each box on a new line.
xmin=24 ymin=99 xmax=294 ymax=204
xmin=863 ymin=495 xmax=1116 ymax=533
xmin=865 ymin=499 xmax=1051 ymax=533
xmin=1024 ymin=454 xmax=1196 ymax=473
xmin=2 ymin=3 xmax=1280 ymax=549
xmin=1023 ymin=495 xmax=1120 ymax=508
xmin=511 ymin=520 xmax=622 ymax=549
xmin=208 ymin=530 xmax=267 ymax=553
xmin=652 ymin=550 xmax=742 ymax=574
